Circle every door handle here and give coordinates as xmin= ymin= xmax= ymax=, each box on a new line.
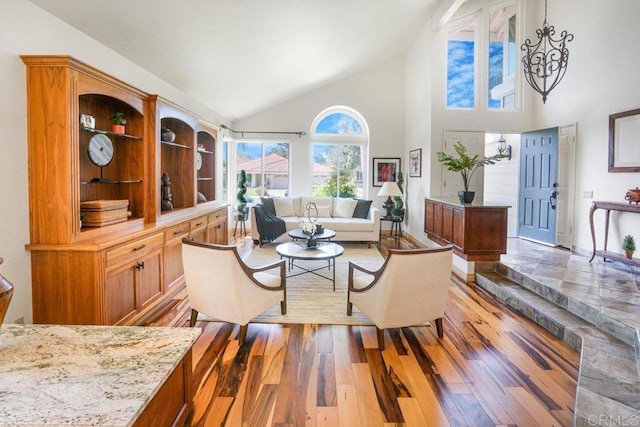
xmin=549 ymin=190 xmax=558 ymax=210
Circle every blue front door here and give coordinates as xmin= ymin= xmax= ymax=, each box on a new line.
xmin=518 ymin=128 xmax=559 ymax=245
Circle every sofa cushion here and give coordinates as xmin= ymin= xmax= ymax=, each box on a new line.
xmin=274 ymin=197 xmax=295 ymax=217
xmin=320 ymin=217 xmax=375 ymax=232
xmin=300 ymin=197 xmax=332 ymax=218
xmin=352 ymin=199 xmax=373 ymax=219
xmin=260 ymin=197 xmax=276 ymax=216
xmin=316 ymin=205 xmax=332 ymax=217
xmin=334 ymin=198 xmax=358 ymax=218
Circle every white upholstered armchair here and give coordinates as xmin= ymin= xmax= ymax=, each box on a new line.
xmin=347 ymin=246 xmax=453 ymax=349
xmin=181 ymin=239 xmax=287 ymax=345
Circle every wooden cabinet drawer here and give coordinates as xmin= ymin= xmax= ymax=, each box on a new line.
xmin=208 ymin=209 xmax=227 ymax=223
xmin=165 ymin=221 xmax=190 ymax=243
xmin=106 ymin=233 xmax=164 ymax=269
xmin=190 ymin=216 xmax=207 ymax=232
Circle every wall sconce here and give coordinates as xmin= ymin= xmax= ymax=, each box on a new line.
xmin=496 ymin=135 xmax=512 ymax=160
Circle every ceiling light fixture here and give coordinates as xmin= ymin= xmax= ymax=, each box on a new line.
xmin=521 ymin=0 xmax=574 ymax=103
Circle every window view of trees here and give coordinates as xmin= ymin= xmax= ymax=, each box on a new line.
xmin=236 ymin=141 xmax=290 ymax=201
xmin=312 ymin=144 xmax=363 ymax=198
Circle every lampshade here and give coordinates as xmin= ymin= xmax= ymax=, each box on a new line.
xmin=377 ymin=182 xmax=402 ymax=197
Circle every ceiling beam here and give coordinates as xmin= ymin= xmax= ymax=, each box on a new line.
xmin=431 ymin=0 xmax=470 ymax=31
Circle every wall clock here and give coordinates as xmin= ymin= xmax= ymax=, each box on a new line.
xmin=87 ymin=134 xmax=114 ymax=167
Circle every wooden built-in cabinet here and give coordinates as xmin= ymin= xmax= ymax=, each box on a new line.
xmin=424 ymin=198 xmax=509 ymax=262
xmin=22 ymin=55 xmax=228 ymax=326
xmin=197 ymin=122 xmax=217 ymax=203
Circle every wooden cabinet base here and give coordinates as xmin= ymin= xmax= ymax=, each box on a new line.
xmin=424 ymin=198 xmax=509 ymax=261
xmin=29 ymin=205 xmax=227 ymax=326
xmin=134 ymin=349 xmax=193 ymax=427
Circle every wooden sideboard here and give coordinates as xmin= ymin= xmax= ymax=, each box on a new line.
xmin=22 ymin=55 xmax=228 ymax=325
xmin=589 ymin=200 xmax=640 ymax=267
xmin=424 ymin=198 xmax=509 ymax=261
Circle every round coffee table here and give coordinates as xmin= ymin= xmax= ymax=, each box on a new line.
xmin=275 ymin=241 xmax=344 ymax=291
xmin=288 ymin=228 xmax=336 ymax=241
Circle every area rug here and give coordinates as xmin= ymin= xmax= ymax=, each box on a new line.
xmin=243 ymin=241 xmax=385 ymax=325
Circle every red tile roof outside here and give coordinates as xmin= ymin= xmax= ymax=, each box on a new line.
xmin=237 ymin=153 xmax=332 ymax=174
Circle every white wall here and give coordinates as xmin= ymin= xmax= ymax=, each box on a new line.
xmin=531 ymin=0 xmax=640 ymax=254
xmin=405 ymin=0 xmax=640 ymax=256
xmin=404 ymin=21 xmax=433 ymax=240
xmin=232 ymin=55 xmax=406 ymax=210
xmin=0 ymin=0 xmax=228 ymax=324
xmin=484 ymin=133 xmax=520 ymax=237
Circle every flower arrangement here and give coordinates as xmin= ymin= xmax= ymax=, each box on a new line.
xmin=300 ymin=220 xmax=318 ymax=236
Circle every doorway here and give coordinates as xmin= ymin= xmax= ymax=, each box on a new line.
xmin=517 ymin=125 xmax=576 ymax=248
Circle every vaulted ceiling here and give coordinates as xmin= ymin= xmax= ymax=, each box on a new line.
xmin=30 ymin=0 xmax=442 ymax=121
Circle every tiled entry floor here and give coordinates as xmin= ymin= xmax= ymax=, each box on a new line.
xmin=499 ymin=238 xmax=640 ymax=343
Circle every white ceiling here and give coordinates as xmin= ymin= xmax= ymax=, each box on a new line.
xmin=30 ymin=0 xmax=439 ymax=121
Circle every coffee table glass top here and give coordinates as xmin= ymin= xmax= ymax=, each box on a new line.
xmin=276 ymin=241 xmax=344 ymax=260
xmin=288 ymin=228 xmax=336 ymax=241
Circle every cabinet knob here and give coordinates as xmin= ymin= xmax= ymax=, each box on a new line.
xmin=133 ymin=244 xmax=147 ymax=251
xmin=174 ymin=229 xmax=184 ymax=235
xmin=136 ymin=262 xmax=145 ymax=271
xmin=195 ymin=222 xmax=204 ymax=227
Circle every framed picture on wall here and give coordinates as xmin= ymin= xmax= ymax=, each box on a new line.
xmin=372 ymin=157 xmax=401 ymax=187
xmin=409 ymin=148 xmax=422 ymax=177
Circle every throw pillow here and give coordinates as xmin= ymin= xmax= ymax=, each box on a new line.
xmin=315 ymin=205 xmax=331 ymax=217
xmin=334 ymin=198 xmax=358 ymax=218
xmin=352 ymin=199 xmax=373 ymax=219
xmin=273 ymin=197 xmax=295 ymax=217
xmin=260 ymin=197 xmax=276 ymax=216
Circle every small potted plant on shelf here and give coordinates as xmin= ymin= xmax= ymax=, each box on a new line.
xmin=437 ymin=141 xmax=503 ymax=204
xmin=622 ymin=234 xmax=636 ymax=259
xmin=110 ymin=112 xmax=126 ymax=134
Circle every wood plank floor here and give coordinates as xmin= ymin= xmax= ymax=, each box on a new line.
xmin=149 ymin=234 xmax=580 ymax=426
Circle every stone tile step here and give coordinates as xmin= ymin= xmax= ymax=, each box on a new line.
xmin=492 ymin=263 xmax=638 ymax=347
xmin=475 ymin=270 xmax=640 ymax=423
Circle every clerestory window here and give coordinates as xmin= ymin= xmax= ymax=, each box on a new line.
xmin=446 ymin=0 xmax=520 ymax=111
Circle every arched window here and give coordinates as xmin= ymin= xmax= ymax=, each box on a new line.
xmin=310 ymin=107 xmax=369 ymax=198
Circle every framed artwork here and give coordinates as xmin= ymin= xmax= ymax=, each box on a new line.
xmin=409 ymin=148 xmax=422 ymax=177
xmin=372 ymin=157 xmax=401 ymax=187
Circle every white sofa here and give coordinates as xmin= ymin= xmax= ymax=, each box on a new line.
xmin=250 ymin=196 xmax=380 ymax=245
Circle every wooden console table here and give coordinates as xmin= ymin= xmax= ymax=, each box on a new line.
xmin=589 ymin=201 xmax=640 ymax=266
xmin=424 ymin=198 xmax=509 ymax=261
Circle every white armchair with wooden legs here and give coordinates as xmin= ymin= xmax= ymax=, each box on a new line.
xmin=347 ymin=246 xmax=453 ymax=349
xmin=181 ymin=239 xmax=287 ymax=346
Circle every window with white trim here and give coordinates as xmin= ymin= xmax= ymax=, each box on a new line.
xmin=310 ymin=107 xmax=369 ymax=198
xmin=446 ymin=0 xmax=520 ymax=111
xmin=236 ymin=141 xmax=290 ymax=198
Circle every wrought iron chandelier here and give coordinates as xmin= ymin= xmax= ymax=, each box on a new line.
xmin=521 ymin=0 xmax=574 ymax=103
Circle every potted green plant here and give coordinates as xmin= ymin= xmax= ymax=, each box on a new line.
xmin=110 ymin=112 xmax=126 ymax=134
xmin=622 ymin=234 xmax=636 ymax=259
xmin=437 ymin=141 xmax=503 ymax=204
xmin=236 ymin=169 xmax=248 ymax=217
xmin=392 ymin=171 xmax=404 ymax=217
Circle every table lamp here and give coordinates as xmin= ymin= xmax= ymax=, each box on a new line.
xmin=377 ymin=182 xmax=402 ymax=218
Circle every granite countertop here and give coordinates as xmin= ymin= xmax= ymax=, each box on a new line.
xmin=0 ymin=324 xmax=201 ymax=426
